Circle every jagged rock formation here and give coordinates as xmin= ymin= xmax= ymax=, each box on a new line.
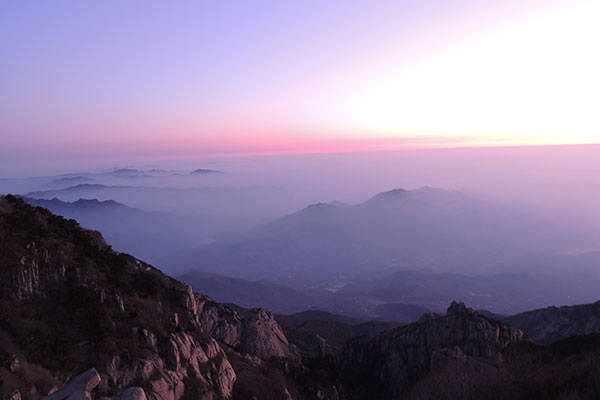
xmin=0 ymin=195 xmax=341 ymax=400
xmin=37 ymin=368 xmax=147 ymax=400
xmin=195 ymin=295 xmax=292 ymax=359
xmin=338 ymin=301 xmax=529 ymax=399
xmin=504 ymin=300 xmax=600 ymax=344
xmin=41 ymin=368 xmax=102 ymax=400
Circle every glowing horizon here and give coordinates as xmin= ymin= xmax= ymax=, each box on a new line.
xmin=1 ymin=0 xmax=598 ymax=167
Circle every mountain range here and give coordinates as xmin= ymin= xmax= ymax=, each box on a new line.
xmin=168 ymin=187 xmax=590 ymax=282
xmin=2 ymin=194 xmax=600 ymax=399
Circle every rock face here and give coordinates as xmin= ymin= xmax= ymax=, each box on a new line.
xmin=338 ymin=301 xmax=529 ymax=399
xmin=504 ymin=300 xmax=600 ymax=344
xmin=39 ymin=369 xmax=147 ymax=400
xmin=0 ymin=195 xmax=340 ymax=400
xmin=195 ymin=295 xmax=292 ymax=359
xmin=40 ymin=369 xmax=102 ymax=400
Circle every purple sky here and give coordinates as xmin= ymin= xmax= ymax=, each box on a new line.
xmin=1 ymin=0 xmax=598 ymax=173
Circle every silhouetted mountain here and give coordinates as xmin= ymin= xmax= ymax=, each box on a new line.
xmin=371 ymin=303 xmax=431 ymax=323
xmin=504 ymin=300 xmax=600 ymax=344
xmin=21 ymin=197 xmax=217 ymax=265
xmin=47 ymin=176 xmax=92 ymax=188
xmin=169 ymin=187 xmax=583 ymax=284
xmin=190 ymin=169 xmax=218 ymax=174
xmin=27 ymin=183 xmax=113 ymax=199
xmin=107 ymin=168 xmax=141 ymax=175
xmin=275 ymin=311 xmax=399 ymax=357
xmin=24 ymin=184 xmax=295 ymax=235
xmin=338 ymin=301 xmax=600 ymax=400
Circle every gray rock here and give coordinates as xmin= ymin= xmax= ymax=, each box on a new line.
xmin=40 ymin=368 xmax=101 ymax=400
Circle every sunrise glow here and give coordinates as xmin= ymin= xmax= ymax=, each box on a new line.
xmin=1 ymin=0 xmax=598 ymax=169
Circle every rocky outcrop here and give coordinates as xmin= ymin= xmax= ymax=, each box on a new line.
xmin=338 ymin=301 xmax=529 ymax=399
xmin=40 ymin=368 xmax=102 ymax=400
xmin=38 ymin=369 xmax=147 ymax=400
xmin=0 ymin=196 xmax=302 ymax=400
xmin=504 ymin=300 xmax=600 ymax=344
xmin=194 ymin=295 xmax=292 ymax=358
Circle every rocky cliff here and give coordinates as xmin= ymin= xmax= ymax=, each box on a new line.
xmin=504 ymin=300 xmax=600 ymax=344
xmin=338 ymin=301 xmax=529 ymax=399
xmin=0 ymin=195 xmax=341 ymax=400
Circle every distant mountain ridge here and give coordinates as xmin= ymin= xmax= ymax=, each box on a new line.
xmin=20 ymin=196 xmax=217 ymax=265
xmin=504 ymin=300 xmax=600 ymax=344
xmin=168 ymin=187 xmax=586 ymax=283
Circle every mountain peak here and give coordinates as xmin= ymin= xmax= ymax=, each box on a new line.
xmin=190 ymin=168 xmax=218 ymax=174
xmin=447 ymin=300 xmax=472 ymax=315
xmin=375 ymin=188 xmax=409 ymax=198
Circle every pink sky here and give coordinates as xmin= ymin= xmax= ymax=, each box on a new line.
xmin=1 ymin=0 xmax=598 ymax=172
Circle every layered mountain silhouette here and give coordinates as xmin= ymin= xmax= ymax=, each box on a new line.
xmin=21 ymin=197 xmax=216 ymax=264
xmin=169 ymin=187 xmax=584 ymax=283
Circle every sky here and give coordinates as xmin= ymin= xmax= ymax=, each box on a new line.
xmin=1 ymin=0 xmax=599 ymax=172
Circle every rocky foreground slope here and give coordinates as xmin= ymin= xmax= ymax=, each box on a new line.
xmin=2 ymin=194 xmax=600 ymax=400
xmin=0 ymin=195 xmax=340 ymax=400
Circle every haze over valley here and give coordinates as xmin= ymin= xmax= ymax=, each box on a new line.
xmin=4 ymin=146 xmax=600 ymax=318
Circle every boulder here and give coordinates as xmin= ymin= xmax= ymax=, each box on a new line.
xmin=40 ymin=368 xmax=101 ymax=400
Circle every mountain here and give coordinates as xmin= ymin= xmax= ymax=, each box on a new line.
xmin=370 ymin=303 xmax=432 ymax=323
xmin=23 ymin=183 xmax=296 ymax=234
xmin=168 ymin=187 xmax=586 ymax=283
xmin=47 ymin=176 xmax=92 ymax=188
xmin=504 ymin=300 xmax=600 ymax=344
xmin=5 ymin=194 xmax=600 ymax=400
xmin=275 ymin=311 xmax=399 ymax=358
xmin=21 ymin=197 xmax=217 ymax=265
xmin=190 ymin=169 xmax=218 ymax=174
xmin=0 ymin=195 xmax=342 ymax=400
xmin=337 ymin=302 xmax=600 ymax=400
